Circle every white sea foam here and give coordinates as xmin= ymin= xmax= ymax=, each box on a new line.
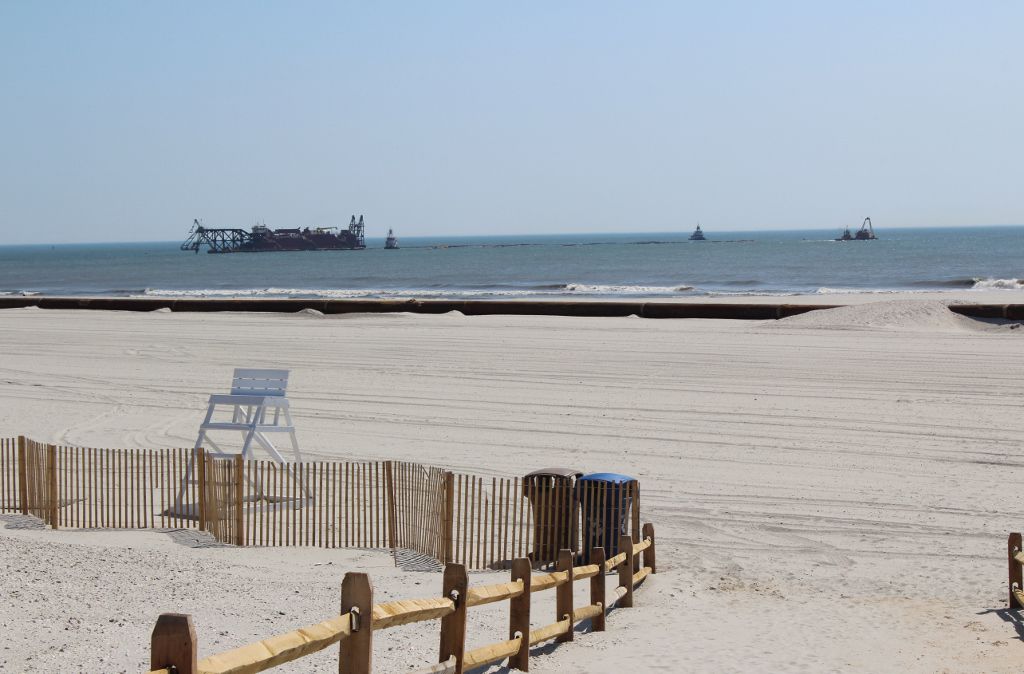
xmin=970 ymin=278 xmax=1023 ymax=290
xmin=139 ymin=284 xmax=700 ymax=299
xmin=706 ymin=290 xmax=801 ymax=297
xmin=815 ymin=287 xmax=909 ymax=295
xmin=563 ymin=283 xmax=695 ymax=294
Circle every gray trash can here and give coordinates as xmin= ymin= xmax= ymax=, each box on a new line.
xmin=522 ymin=467 xmax=582 ymax=565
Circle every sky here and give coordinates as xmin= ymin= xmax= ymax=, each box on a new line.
xmin=1 ymin=2 xmax=1022 ymax=244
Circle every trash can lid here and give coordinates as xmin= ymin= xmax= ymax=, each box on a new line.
xmin=578 ymin=472 xmax=636 ymax=484
xmin=525 ymin=467 xmax=583 ymax=479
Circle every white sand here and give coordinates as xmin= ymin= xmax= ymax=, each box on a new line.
xmin=2 ymin=298 xmax=1024 ymax=672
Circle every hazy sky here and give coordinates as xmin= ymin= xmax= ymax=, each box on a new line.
xmin=1 ymin=2 xmax=1022 ymax=244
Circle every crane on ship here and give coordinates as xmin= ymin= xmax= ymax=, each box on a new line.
xmin=837 ymin=217 xmax=877 ymax=241
xmin=180 ymin=219 xmax=251 ymax=254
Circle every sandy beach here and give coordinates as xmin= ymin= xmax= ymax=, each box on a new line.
xmin=2 ymin=296 xmax=1024 ymax=672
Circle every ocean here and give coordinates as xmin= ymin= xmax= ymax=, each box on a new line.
xmin=1 ymin=226 xmax=1022 ymax=299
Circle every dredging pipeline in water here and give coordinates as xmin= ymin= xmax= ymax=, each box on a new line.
xmin=0 ymin=296 xmax=1022 ymax=320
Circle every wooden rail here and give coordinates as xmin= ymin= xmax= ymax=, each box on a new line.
xmin=146 ymin=524 xmax=656 ymax=674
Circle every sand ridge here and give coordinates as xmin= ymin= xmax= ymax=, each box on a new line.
xmin=771 ymin=299 xmax=1020 ymax=332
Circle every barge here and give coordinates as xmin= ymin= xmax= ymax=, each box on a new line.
xmin=181 ymin=216 xmax=366 ymax=253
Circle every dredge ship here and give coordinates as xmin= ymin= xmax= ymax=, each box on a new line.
xmin=181 ymin=216 xmax=366 ymax=253
xmin=837 ymin=217 xmax=877 ymax=241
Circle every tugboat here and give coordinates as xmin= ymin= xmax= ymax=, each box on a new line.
xmin=689 ymin=224 xmax=707 ymax=241
xmin=837 ymin=217 xmax=877 ymax=241
xmin=384 ymin=228 xmax=399 ymax=249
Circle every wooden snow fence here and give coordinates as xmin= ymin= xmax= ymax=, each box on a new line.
xmin=2 ymin=437 xmax=210 ymax=531
xmin=145 ymin=524 xmax=656 ymax=674
xmin=1008 ymin=533 xmax=1024 ymax=609
xmin=446 ymin=470 xmax=640 ymax=570
xmin=1 ymin=436 xmax=643 ymax=571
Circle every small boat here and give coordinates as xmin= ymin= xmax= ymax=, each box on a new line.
xmin=689 ymin=224 xmax=706 ymax=241
xmin=837 ymin=217 xmax=876 ymax=241
xmin=384 ymin=228 xmax=399 ymax=249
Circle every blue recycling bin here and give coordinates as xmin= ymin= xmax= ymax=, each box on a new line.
xmin=576 ymin=473 xmax=637 ymax=563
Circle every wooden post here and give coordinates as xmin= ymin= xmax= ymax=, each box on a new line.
xmin=590 ymin=547 xmax=606 ymax=632
xmin=509 ymin=557 xmax=532 ymax=671
xmin=642 ymin=522 xmax=656 ymax=574
xmin=196 ymin=447 xmax=207 ymax=531
xmin=150 ymin=613 xmax=197 ymax=674
xmin=340 ymin=572 xmax=373 ymax=674
xmin=556 ymin=548 xmax=574 ymax=642
xmin=1010 ymin=533 xmax=1023 ymax=609
xmin=234 ymin=454 xmax=245 ymax=546
xmin=618 ymin=534 xmax=634 ymax=608
xmin=631 ymin=482 xmax=640 ymax=573
xmin=47 ymin=444 xmax=58 ymax=529
xmin=443 ymin=472 xmax=455 ymax=563
xmin=17 ymin=435 xmax=27 ymax=515
xmin=439 ymin=563 xmax=468 ymax=674
xmin=384 ymin=461 xmax=397 ymax=549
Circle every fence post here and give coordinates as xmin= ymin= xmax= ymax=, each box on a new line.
xmin=233 ymin=454 xmax=245 ymax=546
xmin=196 ymin=447 xmax=207 ymax=532
xmin=150 ymin=613 xmax=197 ymax=674
xmin=631 ymin=482 xmax=641 ymax=573
xmin=556 ymin=548 xmax=574 ymax=642
xmin=590 ymin=547 xmax=606 ymax=632
xmin=17 ymin=435 xmax=27 ymax=515
xmin=618 ymin=534 xmax=634 ymax=608
xmin=340 ymin=572 xmax=373 ymax=674
xmin=642 ymin=522 xmax=656 ymax=574
xmin=384 ymin=461 xmax=397 ymax=549
xmin=442 ymin=471 xmax=455 ymax=563
xmin=1010 ymin=533 xmax=1023 ymax=609
xmin=509 ymin=557 xmax=532 ymax=671
xmin=47 ymin=444 xmax=58 ymax=529
xmin=439 ymin=563 xmax=468 ymax=674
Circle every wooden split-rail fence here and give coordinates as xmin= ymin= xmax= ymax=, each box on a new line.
xmin=147 ymin=524 xmax=656 ymax=674
xmin=1 ymin=437 xmax=642 ymax=569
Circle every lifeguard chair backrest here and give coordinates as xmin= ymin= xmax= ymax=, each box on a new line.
xmin=230 ymin=369 xmax=290 ymax=397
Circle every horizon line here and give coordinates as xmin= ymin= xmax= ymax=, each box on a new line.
xmin=3 ymin=222 xmax=1024 ymax=247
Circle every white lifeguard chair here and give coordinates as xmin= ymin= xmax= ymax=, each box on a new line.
xmin=175 ymin=368 xmax=307 ymax=512
xmin=194 ymin=368 xmax=302 ymax=463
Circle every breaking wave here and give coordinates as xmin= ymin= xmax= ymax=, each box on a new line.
xmin=815 ymin=287 xmax=911 ymax=295
xmin=562 ymin=283 xmax=695 ymax=294
xmin=908 ymin=278 xmax=977 ymax=288
xmin=816 ymin=278 xmax=1024 ymax=294
xmin=970 ymin=277 xmax=1023 ymax=290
